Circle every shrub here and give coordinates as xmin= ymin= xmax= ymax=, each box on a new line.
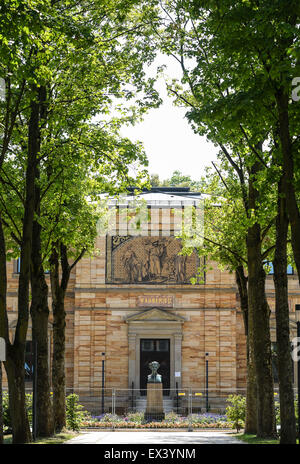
xmin=225 ymin=394 xmax=246 ymax=432
xmin=25 ymin=392 xmax=33 ymax=426
xmin=2 ymin=391 xmax=11 ymax=433
xmin=99 ymin=413 xmax=122 ymax=423
xmin=66 ymin=394 xmax=86 ymax=431
xmin=188 ymin=413 xmax=227 ymax=425
xmin=124 ymin=411 xmax=144 ymax=424
xmin=164 ymin=412 xmax=181 ymax=423
xmin=274 ymin=393 xmax=299 ymax=431
xmin=274 ymin=394 xmax=280 ymax=426
xmin=81 ymin=410 xmax=232 ymax=429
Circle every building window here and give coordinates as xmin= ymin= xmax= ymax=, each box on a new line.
xmin=271 ymin=342 xmax=278 ymax=383
xmin=287 ymin=264 xmax=294 ymax=275
xmin=25 ymin=341 xmax=34 ymax=382
xmin=264 ymin=261 xmax=294 ymax=275
xmin=15 ymin=257 xmax=50 ymax=274
xmin=157 ymin=340 xmax=169 ymax=352
xmin=141 ymin=340 xmax=155 ymax=351
xmin=267 ymin=262 xmax=274 ymax=274
xmin=141 ymin=339 xmax=170 ymax=352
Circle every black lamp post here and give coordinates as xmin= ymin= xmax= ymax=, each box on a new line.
xmin=32 ymin=340 xmax=37 ymax=441
xmin=205 ymin=352 xmax=209 ymax=412
xmin=0 ymin=337 xmax=6 ymax=445
xmin=101 ymin=352 xmax=105 ymax=415
xmin=296 ymin=305 xmax=300 ymax=442
xmin=291 ymin=305 xmax=300 ymax=442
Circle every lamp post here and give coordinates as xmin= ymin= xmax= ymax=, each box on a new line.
xmin=205 ymin=352 xmax=209 ymax=412
xmin=32 ymin=341 xmax=37 ymax=441
xmin=101 ymin=352 xmax=105 ymax=415
xmin=0 ymin=337 xmax=6 ymax=445
xmin=296 ymin=306 xmax=300 ymax=441
xmin=291 ymin=305 xmax=300 ymax=442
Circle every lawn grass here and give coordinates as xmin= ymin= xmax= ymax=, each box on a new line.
xmin=3 ymin=435 xmax=12 ymax=444
xmin=235 ymin=433 xmax=279 ymax=445
xmin=2 ymin=430 xmax=78 ymax=444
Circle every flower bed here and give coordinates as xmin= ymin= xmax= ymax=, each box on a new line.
xmin=81 ymin=412 xmax=232 ymax=429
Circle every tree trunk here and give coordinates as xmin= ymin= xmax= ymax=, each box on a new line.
xmin=0 ymin=216 xmax=9 ymax=344
xmin=273 ymin=177 xmax=296 ymax=444
xmin=247 ymin=227 xmax=276 ymax=437
xmin=52 ymin=291 xmax=66 ymax=433
xmin=236 ymin=265 xmax=257 ymax=434
xmin=275 ymin=87 xmax=300 ymax=285
xmin=5 ymin=346 xmax=32 ymax=443
xmin=50 ymin=244 xmax=84 ymax=431
xmin=0 ymin=362 xmax=2 ymax=445
xmin=4 ymin=90 xmax=40 ymax=443
xmin=0 ymin=217 xmax=9 ymax=445
xmin=30 ymin=249 xmax=54 ymax=437
xmin=50 ymin=246 xmax=70 ymax=432
xmin=245 ymin=324 xmax=257 ymax=435
xmin=247 ymin=162 xmax=276 ymax=438
xmin=30 ymin=84 xmax=54 ymax=436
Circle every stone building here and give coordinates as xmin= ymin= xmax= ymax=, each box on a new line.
xmin=4 ymin=187 xmax=300 ymax=411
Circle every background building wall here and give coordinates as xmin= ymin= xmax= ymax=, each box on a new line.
xmin=3 ymin=205 xmax=299 ymax=400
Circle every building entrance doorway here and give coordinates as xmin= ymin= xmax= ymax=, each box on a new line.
xmin=140 ymin=338 xmax=170 ymax=395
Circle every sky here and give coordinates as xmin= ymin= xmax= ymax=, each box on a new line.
xmin=121 ymin=56 xmax=217 ymax=182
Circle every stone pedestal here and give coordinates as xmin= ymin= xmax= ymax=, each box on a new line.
xmin=144 ymin=383 xmax=165 ymax=421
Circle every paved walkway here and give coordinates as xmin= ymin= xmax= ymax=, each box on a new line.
xmin=65 ymin=430 xmax=243 ymax=445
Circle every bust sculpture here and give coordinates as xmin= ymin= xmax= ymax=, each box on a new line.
xmin=147 ymin=360 xmax=162 ymax=383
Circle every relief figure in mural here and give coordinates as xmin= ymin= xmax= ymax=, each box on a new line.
xmin=149 ymin=245 xmax=161 ymax=277
xmin=114 ymin=236 xmax=195 ymax=284
xmin=148 ymin=240 xmax=168 ymax=278
xmin=157 ymin=241 xmax=168 ymax=272
xmin=122 ymin=249 xmax=143 ymax=282
xmin=142 ymin=245 xmax=152 ymax=281
xmin=174 ymin=254 xmax=187 ymax=283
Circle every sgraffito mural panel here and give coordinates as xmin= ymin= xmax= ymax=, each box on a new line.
xmin=106 ymin=236 xmax=199 ymax=284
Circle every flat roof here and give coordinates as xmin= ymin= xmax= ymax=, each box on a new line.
xmin=126 ymin=187 xmax=192 ymax=193
xmin=125 ymin=187 xmax=203 ymax=199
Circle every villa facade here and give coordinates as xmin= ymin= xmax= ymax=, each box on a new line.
xmin=4 ymin=187 xmax=300 ymax=410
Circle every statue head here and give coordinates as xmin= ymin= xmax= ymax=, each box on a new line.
xmin=147 ymin=360 xmax=162 ymax=383
xmin=149 ymin=360 xmax=160 ymax=374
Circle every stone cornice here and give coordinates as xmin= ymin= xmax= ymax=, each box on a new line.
xmin=73 ymin=306 xmax=238 ymax=311
xmin=73 ymin=286 xmax=237 ymax=293
xmin=125 ymin=307 xmax=185 ymax=323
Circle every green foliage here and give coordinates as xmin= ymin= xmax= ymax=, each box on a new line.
xmin=150 ymin=170 xmax=205 ymax=191
xmin=0 ymin=1 xmax=162 ymax=440
xmin=125 ymin=411 xmax=144 ymax=424
xmin=151 ymin=0 xmax=299 ymax=276
xmin=66 ymin=394 xmax=86 ymax=432
xmin=274 ymin=393 xmax=299 ymax=429
xmin=94 ymin=413 xmax=124 ymax=424
xmin=25 ymin=392 xmax=33 ymax=426
xmin=235 ymin=433 xmax=279 ymax=445
xmin=164 ymin=411 xmax=180 ymax=423
xmin=274 ymin=394 xmax=280 ymax=426
xmin=83 ymin=411 xmax=230 ymax=428
xmin=2 ymin=391 xmax=10 ymax=433
xmin=1 ymin=391 xmax=32 ymax=432
xmin=225 ymin=395 xmax=246 ymax=432
xmin=0 ymin=0 xmax=162 ymax=262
